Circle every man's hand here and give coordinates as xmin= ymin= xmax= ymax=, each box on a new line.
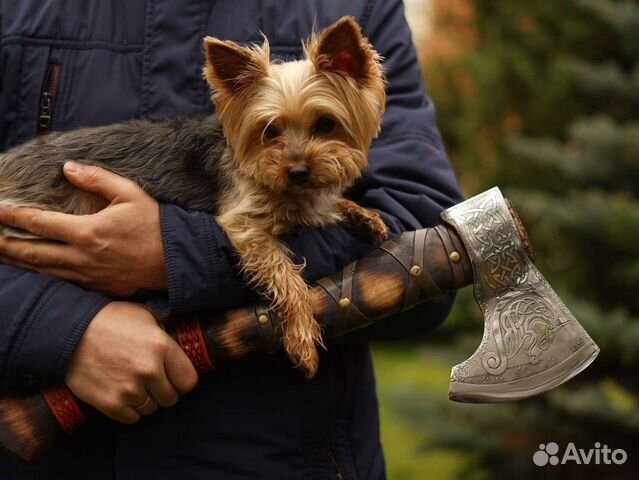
xmin=65 ymin=302 xmax=198 ymax=423
xmin=0 ymin=162 xmax=166 ymax=296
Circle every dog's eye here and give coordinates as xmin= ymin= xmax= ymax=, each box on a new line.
xmin=264 ymin=124 xmax=280 ymax=140
xmin=314 ymin=117 xmax=336 ymax=135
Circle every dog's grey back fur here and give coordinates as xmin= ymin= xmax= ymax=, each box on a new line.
xmin=0 ymin=116 xmax=226 ymax=236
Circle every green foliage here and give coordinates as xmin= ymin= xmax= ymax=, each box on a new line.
xmin=379 ymin=0 xmax=639 ymax=478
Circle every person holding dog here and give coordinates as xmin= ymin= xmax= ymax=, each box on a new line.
xmin=0 ymin=1 xmax=462 ymax=478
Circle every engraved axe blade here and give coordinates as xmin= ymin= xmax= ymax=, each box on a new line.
xmin=441 ymin=188 xmax=600 ymax=403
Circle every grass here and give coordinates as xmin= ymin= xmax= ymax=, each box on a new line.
xmin=372 ymin=344 xmax=475 ymax=480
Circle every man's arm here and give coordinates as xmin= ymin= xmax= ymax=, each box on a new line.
xmin=0 ymin=266 xmax=198 ymax=423
xmin=0 ymin=169 xmax=198 ymax=415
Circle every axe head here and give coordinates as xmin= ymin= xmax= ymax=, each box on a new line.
xmin=441 ymin=188 xmax=599 ymax=403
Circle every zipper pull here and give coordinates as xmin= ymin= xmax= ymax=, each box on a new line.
xmin=38 ymin=63 xmax=60 ymax=134
xmin=39 ymin=92 xmax=52 ymax=131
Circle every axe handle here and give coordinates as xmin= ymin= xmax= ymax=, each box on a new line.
xmin=0 ymin=209 xmax=532 ymax=462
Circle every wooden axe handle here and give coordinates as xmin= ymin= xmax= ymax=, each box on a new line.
xmin=0 ymin=206 xmax=533 ymax=462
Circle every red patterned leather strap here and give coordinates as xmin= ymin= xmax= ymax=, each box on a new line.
xmin=41 ymin=385 xmax=86 ymax=434
xmin=175 ymin=317 xmax=215 ymax=373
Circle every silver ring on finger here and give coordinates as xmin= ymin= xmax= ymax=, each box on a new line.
xmin=134 ymin=393 xmax=152 ymax=412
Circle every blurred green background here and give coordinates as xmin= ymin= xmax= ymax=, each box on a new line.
xmin=373 ymin=1 xmax=638 ymax=478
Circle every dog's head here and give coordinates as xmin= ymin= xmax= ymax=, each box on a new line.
xmin=203 ymin=17 xmax=386 ymax=195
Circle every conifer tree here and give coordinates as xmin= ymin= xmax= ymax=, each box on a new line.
xmin=384 ymin=1 xmax=638 ymax=478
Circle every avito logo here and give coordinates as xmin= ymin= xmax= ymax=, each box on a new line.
xmin=533 ymin=442 xmax=628 ymax=466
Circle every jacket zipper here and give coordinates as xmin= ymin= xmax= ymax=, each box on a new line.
xmin=38 ymin=63 xmax=60 ymax=134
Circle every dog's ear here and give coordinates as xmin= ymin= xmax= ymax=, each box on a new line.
xmin=309 ymin=16 xmax=379 ymax=83
xmin=203 ymin=37 xmax=268 ymax=95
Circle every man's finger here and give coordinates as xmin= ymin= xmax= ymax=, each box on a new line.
xmin=63 ymin=162 xmax=142 ymax=203
xmin=0 ymin=206 xmax=84 ymax=242
xmin=0 ymin=237 xmax=85 ymax=268
xmin=132 ymin=394 xmax=159 ymax=416
xmin=164 ymin=343 xmax=199 ymax=395
xmin=146 ymin=372 xmax=180 ymax=408
xmin=108 ymin=406 xmax=141 ymax=425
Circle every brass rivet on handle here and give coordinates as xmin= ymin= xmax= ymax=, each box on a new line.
xmin=410 ymin=265 xmax=422 ymax=277
xmin=449 ymin=251 xmax=462 ymax=264
xmin=258 ymin=314 xmax=270 ymax=325
xmin=338 ymin=297 xmax=351 ymax=309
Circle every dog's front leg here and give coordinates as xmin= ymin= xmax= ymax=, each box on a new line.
xmin=218 ymin=214 xmax=322 ymax=377
xmin=337 ymin=198 xmax=389 ymax=245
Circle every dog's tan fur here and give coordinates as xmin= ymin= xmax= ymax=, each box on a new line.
xmin=206 ymin=17 xmax=388 ymax=376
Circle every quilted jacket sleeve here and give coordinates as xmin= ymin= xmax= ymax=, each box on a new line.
xmin=0 ymin=266 xmax=111 ymax=393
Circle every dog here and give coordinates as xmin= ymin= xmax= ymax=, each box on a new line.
xmin=0 ymin=17 xmax=388 ymax=377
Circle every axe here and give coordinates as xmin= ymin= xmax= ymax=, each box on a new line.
xmin=0 ymin=188 xmax=599 ymax=461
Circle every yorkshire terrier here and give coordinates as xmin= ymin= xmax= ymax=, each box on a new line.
xmin=0 ymin=17 xmax=388 ymax=377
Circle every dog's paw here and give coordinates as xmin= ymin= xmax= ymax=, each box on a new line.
xmin=338 ymin=200 xmax=389 ymax=245
xmin=365 ymin=210 xmax=389 ymax=245
xmin=353 ymin=209 xmax=388 ymax=245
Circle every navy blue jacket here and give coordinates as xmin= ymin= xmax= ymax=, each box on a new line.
xmin=0 ymin=1 xmax=462 ymax=478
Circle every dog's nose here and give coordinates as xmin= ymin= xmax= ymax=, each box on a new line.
xmin=288 ymin=166 xmax=311 ymax=186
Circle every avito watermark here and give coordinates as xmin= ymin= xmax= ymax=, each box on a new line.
xmin=533 ymin=442 xmax=628 ymax=466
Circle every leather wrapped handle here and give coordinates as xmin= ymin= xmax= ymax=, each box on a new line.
xmin=188 ymin=224 xmax=473 ymax=367
xmin=0 ymin=212 xmax=532 ymax=462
